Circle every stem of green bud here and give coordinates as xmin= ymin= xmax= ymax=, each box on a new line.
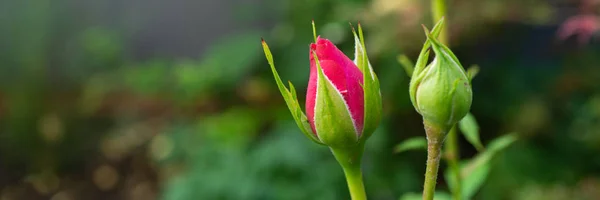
xmin=431 ymin=0 xmax=448 ymax=44
xmin=422 ymin=120 xmax=448 ymax=200
xmin=330 ymin=142 xmax=367 ymax=200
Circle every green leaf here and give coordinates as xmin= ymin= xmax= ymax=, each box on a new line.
xmin=393 ymin=137 xmax=427 ymax=153
xmin=397 ymin=54 xmax=414 ymax=77
xmin=351 ymin=23 xmax=382 ymax=140
xmin=399 ymin=191 xmax=452 ymax=200
xmin=458 ymin=113 xmax=484 ymax=151
xmin=261 ymin=39 xmax=323 ymax=145
xmin=445 ymin=133 xmax=517 ymax=200
xmin=312 ymin=52 xmax=359 ymax=147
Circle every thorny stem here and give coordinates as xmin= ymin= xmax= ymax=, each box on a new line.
xmin=422 ymin=120 xmax=447 ymax=200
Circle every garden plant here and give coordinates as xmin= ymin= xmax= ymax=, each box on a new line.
xmin=261 ymin=0 xmax=518 ymax=199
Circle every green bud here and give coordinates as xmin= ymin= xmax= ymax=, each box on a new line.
xmin=409 ymin=24 xmax=472 ymax=132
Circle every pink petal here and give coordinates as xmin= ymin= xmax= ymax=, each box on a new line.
xmin=306 ymin=37 xmax=365 ymax=137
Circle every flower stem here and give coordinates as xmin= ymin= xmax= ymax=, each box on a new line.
xmin=331 ymin=143 xmax=367 ymax=200
xmin=431 ymin=0 xmax=448 ymax=44
xmin=342 ymin=163 xmax=366 ymax=200
xmin=423 ymin=120 xmax=447 ymax=200
xmin=444 ymin=126 xmax=462 ymax=200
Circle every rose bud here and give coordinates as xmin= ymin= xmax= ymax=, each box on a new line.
xmin=262 ymin=21 xmax=382 ymax=199
xmin=409 ymin=20 xmax=472 ymax=135
xmin=261 ymin=22 xmax=382 ymax=148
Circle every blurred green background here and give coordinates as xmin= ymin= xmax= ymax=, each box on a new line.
xmin=1 ymin=0 xmax=600 ymax=199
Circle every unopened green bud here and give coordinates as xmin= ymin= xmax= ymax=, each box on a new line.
xmin=409 ymin=24 xmax=472 ymax=132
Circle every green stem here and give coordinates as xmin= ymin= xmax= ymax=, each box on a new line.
xmin=444 ymin=126 xmax=462 ymax=200
xmin=342 ymin=163 xmax=366 ymax=200
xmin=331 ymin=143 xmax=367 ymax=200
xmin=431 ymin=0 xmax=448 ymax=44
xmin=423 ymin=121 xmax=447 ymax=200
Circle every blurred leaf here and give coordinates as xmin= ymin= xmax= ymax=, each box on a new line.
xmin=164 ymin=120 xmax=339 ymax=200
xmin=277 ymin=42 xmax=309 ymax=85
xmin=174 ymin=31 xmax=263 ymax=101
xmin=80 ymin=28 xmax=122 ymax=63
xmin=445 ymin=133 xmax=518 ymax=200
xmin=399 ymin=191 xmax=452 ymax=200
xmin=394 ymin=137 xmax=427 ymax=153
xmin=173 ymin=60 xmax=213 ymax=101
xmin=458 ymin=113 xmax=484 ymax=151
xmin=161 ymin=176 xmax=194 ymax=200
xmin=199 ymin=108 xmax=264 ymax=149
xmin=397 ymin=54 xmax=414 ymax=77
xmin=123 ymin=60 xmax=169 ymax=95
xmin=79 ymin=74 xmax=117 ymax=115
xmin=198 ymin=31 xmax=263 ymax=86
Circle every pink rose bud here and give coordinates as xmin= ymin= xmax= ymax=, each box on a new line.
xmin=261 ymin=22 xmax=382 ymax=148
xmin=305 ymin=37 xmax=367 ymax=147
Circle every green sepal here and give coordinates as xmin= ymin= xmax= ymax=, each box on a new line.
xmin=261 ymin=39 xmax=323 ymax=145
xmin=409 ymin=50 xmax=430 ymax=113
xmin=446 ymin=78 xmax=462 ymax=125
xmin=467 ymin=65 xmax=480 ymax=81
xmin=423 ymin=27 xmax=469 ymax=82
xmin=312 ymin=51 xmax=360 ymax=148
xmin=412 ymin=17 xmax=445 ymax=76
xmin=351 ymin=23 xmax=382 ymax=141
xmin=409 ymin=18 xmax=445 ymax=111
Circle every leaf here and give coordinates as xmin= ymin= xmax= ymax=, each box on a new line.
xmin=445 ymin=133 xmax=518 ymax=200
xmin=393 ymin=137 xmax=427 ymax=153
xmin=261 ymin=39 xmax=323 ymax=145
xmin=397 ymin=54 xmax=414 ymax=77
xmin=399 ymin=191 xmax=452 ymax=200
xmin=458 ymin=113 xmax=484 ymax=151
